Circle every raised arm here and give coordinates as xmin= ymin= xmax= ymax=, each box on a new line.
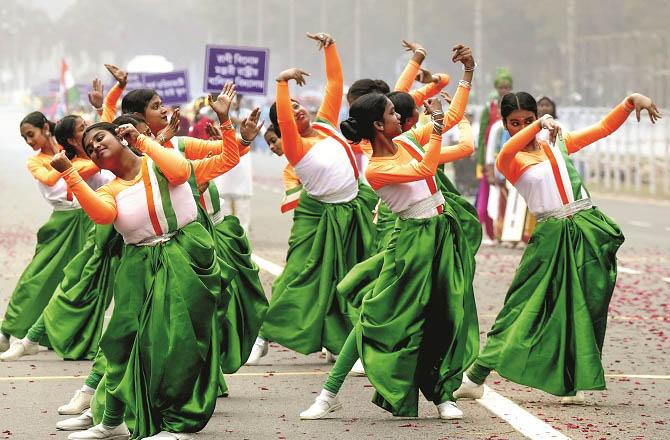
xmin=564 ymin=98 xmax=634 ymax=154
xmin=410 ymin=74 xmax=450 ymax=107
xmin=275 ymin=70 xmax=307 ymax=165
xmin=182 ymin=120 xmax=238 ymax=159
xmin=315 ymin=43 xmax=343 ymax=126
xmin=495 ymin=118 xmax=542 ymax=178
xmin=134 ymin=134 xmax=190 ymax=184
xmin=394 ymin=40 xmax=427 ymax=92
xmin=410 ymin=82 xmax=471 ymax=145
xmin=100 ymin=84 xmax=124 ymax=123
xmin=438 ymin=118 xmax=474 ymax=164
xmin=60 ymin=168 xmax=117 ymax=224
xmin=27 ymin=156 xmax=62 ymax=186
xmin=191 ymin=135 xmax=241 ymax=185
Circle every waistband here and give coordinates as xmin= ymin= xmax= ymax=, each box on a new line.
xmin=210 ymin=210 xmax=225 ymax=226
xmin=311 ymin=181 xmax=359 ymax=204
xmin=397 ymin=192 xmax=446 ymax=220
xmin=133 ymin=231 xmax=177 ymax=247
xmin=535 ymin=198 xmax=593 ymax=222
xmin=52 ymin=203 xmax=82 ymax=212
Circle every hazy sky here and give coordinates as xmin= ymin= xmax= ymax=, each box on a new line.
xmin=27 ymin=0 xmax=75 ymax=20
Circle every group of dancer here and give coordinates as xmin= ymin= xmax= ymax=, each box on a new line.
xmin=0 ymin=32 xmax=661 ymax=439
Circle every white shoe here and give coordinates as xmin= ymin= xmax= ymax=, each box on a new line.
xmin=67 ymin=423 xmax=130 ymax=439
xmin=299 ymin=394 xmax=342 ymax=420
xmin=350 ymin=358 xmax=365 ymax=376
xmin=143 ymin=431 xmax=193 ymax=439
xmin=437 ymin=401 xmax=463 ymax=420
xmin=0 ymin=334 xmax=9 ymax=352
xmin=453 ymin=375 xmax=484 ymax=400
xmin=244 ymin=338 xmax=268 ymax=366
xmin=59 ymin=389 xmax=93 ymax=415
xmin=57 ymin=410 xmax=94 ymax=431
xmin=561 ymin=391 xmax=586 ymax=405
xmin=0 ymin=339 xmax=40 ymax=361
xmin=324 ymin=349 xmax=338 ymax=364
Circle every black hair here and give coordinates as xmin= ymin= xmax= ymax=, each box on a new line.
xmin=347 ymin=79 xmax=390 ymax=104
xmin=82 ymin=122 xmax=118 ymax=149
xmin=500 ymin=92 xmax=538 ymax=121
xmin=340 ymin=93 xmax=388 ymax=143
xmin=268 ymin=103 xmax=280 ymax=137
xmin=121 ymin=88 xmax=157 ymax=115
xmin=537 ymin=96 xmax=557 ymax=119
xmin=113 ymin=114 xmax=144 ymax=127
xmin=20 ymin=111 xmax=56 ymax=134
xmin=54 ymin=115 xmax=81 ymax=159
xmin=387 ymin=91 xmax=416 ymax=126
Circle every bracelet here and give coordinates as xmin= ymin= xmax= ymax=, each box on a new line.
xmin=240 ymin=137 xmax=252 ymax=146
xmin=462 ymin=62 xmax=477 ymax=72
xmin=458 ymin=79 xmax=472 ymax=89
xmin=415 ymin=48 xmax=427 ymax=57
xmin=156 ymin=134 xmax=166 ymax=145
xmin=94 ymin=106 xmax=103 ymax=112
xmin=539 ymin=114 xmax=553 ymax=129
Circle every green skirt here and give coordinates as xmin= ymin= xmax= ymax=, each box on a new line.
xmin=42 ymin=225 xmax=124 ymax=359
xmin=212 ymin=215 xmax=268 ymax=373
xmin=350 ymin=203 xmax=479 ymax=417
xmin=476 ymin=207 xmax=624 ymax=396
xmin=260 ymin=184 xmax=377 ymax=355
xmin=100 ymin=222 xmax=222 ymax=439
xmin=1 ymin=209 xmax=93 ymax=339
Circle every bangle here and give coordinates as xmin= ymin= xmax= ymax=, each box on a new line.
xmin=539 ymin=114 xmax=553 ymax=129
xmin=156 ymin=134 xmax=166 ymax=145
xmin=240 ymin=137 xmax=252 ymax=146
xmin=94 ymin=106 xmax=103 ymax=112
xmin=415 ymin=48 xmax=427 ymax=57
xmin=462 ymin=62 xmax=477 ymax=72
xmin=458 ymin=79 xmax=472 ymax=89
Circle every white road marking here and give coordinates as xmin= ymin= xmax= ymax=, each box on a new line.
xmin=250 ymin=253 xmax=571 ymax=440
xmin=628 ymin=220 xmax=651 ymax=228
xmin=663 ymin=277 xmax=670 ymax=284
xmin=619 ymin=266 xmax=642 ymax=275
xmin=255 ymin=183 xmax=283 ymax=195
xmin=477 ymin=386 xmax=571 ymax=440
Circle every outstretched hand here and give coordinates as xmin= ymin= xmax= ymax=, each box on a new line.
xmin=156 ymin=108 xmax=181 ymax=144
xmin=541 ymin=116 xmax=562 ymax=145
xmin=239 ymin=108 xmax=265 ymax=142
xmin=306 ymin=32 xmax=334 ymax=50
xmin=401 ymin=40 xmax=425 ymax=54
xmin=206 ymin=123 xmax=223 ymax=141
xmin=104 ymin=64 xmax=128 ymax=88
xmin=629 ymin=93 xmax=662 ymax=124
xmin=416 ymin=68 xmax=438 ymax=84
xmin=116 ymin=124 xmax=141 ymax=147
xmin=276 ymin=68 xmax=310 ymax=86
xmin=451 ymin=44 xmax=475 ymax=69
xmin=209 ymin=82 xmax=237 ymax=121
xmin=88 ymin=78 xmax=104 ymax=109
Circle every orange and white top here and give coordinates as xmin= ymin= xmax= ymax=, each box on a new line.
xmin=97 ymin=84 xmax=124 ymax=123
xmin=496 ymin=98 xmax=635 ymax=215
xmin=277 ymin=44 xmax=360 ymax=203
xmin=27 ymin=153 xmax=104 ymax=210
xmin=61 ymin=134 xmax=240 ymax=245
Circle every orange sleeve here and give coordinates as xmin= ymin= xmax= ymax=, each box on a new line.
xmin=72 ymin=158 xmax=101 ymax=181
xmin=564 ymin=98 xmax=634 ymax=154
xmin=315 ymin=44 xmax=343 ymax=126
xmin=496 ymin=119 xmax=542 ymax=180
xmin=101 ymin=84 xmax=124 ymax=123
xmin=366 ymin=134 xmax=442 ymax=190
xmin=394 ymin=60 xmax=421 ymax=93
xmin=135 ymin=134 xmax=191 ymax=184
xmin=283 ymin=164 xmax=301 ymax=191
xmin=411 ymin=83 xmax=471 ymax=145
xmin=276 ymin=81 xmax=305 ymax=165
xmin=183 ymin=121 xmax=240 ymax=159
xmin=191 ymin=136 xmax=241 ymax=185
xmin=410 ymin=74 xmax=449 ymax=107
xmin=438 ymin=119 xmax=474 ymax=164
xmin=61 ymin=168 xmax=117 ymax=224
xmin=27 ymin=156 xmax=61 ymax=186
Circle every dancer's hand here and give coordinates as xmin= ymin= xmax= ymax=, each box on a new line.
xmin=239 ymin=107 xmax=264 ymax=142
xmin=104 ymin=64 xmax=128 ymax=88
xmin=402 ymin=40 xmax=425 ymax=54
xmin=451 ymin=44 xmax=475 ymax=70
xmin=439 ymin=91 xmax=452 ymax=105
xmin=540 ymin=115 xmax=562 ymax=145
xmin=88 ymin=78 xmax=104 ymax=110
xmin=206 ymin=122 xmax=223 ymax=141
xmin=424 ymin=98 xmax=444 ymax=135
xmin=50 ymin=151 xmax=73 ymax=172
xmin=276 ymin=68 xmax=310 ymax=86
xmin=416 ymin=68 xmax=439 ymax=84
xmin=116 ymin=124 xmax=141 ymax=147
xmin=306 ymin=32 xmax=334 ymax=50
xmin=209 ymin=82 xmax=236 ymax=122
xmin=628 ymin=93 xmax=662 ymax=123
xmin=155 ymin=108 xmax=180 ymax=145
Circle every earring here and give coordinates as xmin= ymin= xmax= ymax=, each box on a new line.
xmin=119 ymin=138 xmax=129 ymax=147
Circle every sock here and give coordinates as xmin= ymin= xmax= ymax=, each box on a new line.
xmin=21 ymin=337 xmax=38 ymax=346
xmin=319 ymin=389 xmax=336 ymax=400
xmin=255 ymin=336 xmax=267 ymax=344
xmin=80 ymin=384 xmax=96 ymax=394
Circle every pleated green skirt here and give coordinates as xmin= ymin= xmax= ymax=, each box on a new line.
xmin=100 ymin=222 xmax=222 ymax=439
xmin=260 ymin=184 xmax=377 ymax=355
xmin=42 ymin=224 xmax=124 ymax=359
xmin=475 ymin=207 xmax=624 ymax=396
xmin=351 ymin=203 xmax=479 ymax=417
xmin=1 ymin=209 xmax=93 ymax=339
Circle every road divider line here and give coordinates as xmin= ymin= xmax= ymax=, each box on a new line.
xmin=477 ymin=386 xmax=570 ymax=440
xmin=255 ymin=183 xmax=283 ymax=195
xmin=663 ymin=277 xmax=670 ymax=284
xmin=628 ymin=220 xmax=651 ymax=228
xmin=618 ymin=266 xmax=641 ymax=275
xmin=251 ymin=253 xmax=284 ymax=276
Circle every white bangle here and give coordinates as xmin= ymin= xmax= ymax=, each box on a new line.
xmin=462 ymin=62 xmax=477 ymax=72
xmin=458 ymin=80 xmax=472 ymax=89
xmin=539 ymin=114 xmax=554 ymax=129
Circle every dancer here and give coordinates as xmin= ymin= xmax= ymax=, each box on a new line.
xmin=264 ymin=124 xmax=303 ymax=213
xmin=59 ymin=88 xmax=241 ymax=439
xmin=300 ymin=45 xmax=479 ymax=421
xmin=454 ymin=92 xmax=660 ymax=404
xmin=247 ymin=32 xmax=377 ymax=364
xmin=88 ymin=64 xmax=128 ymax=123
xmin=0 ymin=112 xmax=96 ymax=352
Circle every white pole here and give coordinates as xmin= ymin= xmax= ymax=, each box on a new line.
xmin=354 ymin=0 xmax=361 ymax=79
xmin=567 ymin=0 xmax=576 ymax=102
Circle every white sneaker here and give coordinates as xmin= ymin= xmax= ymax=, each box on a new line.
xmin=244 ymin=338 xmax=269 ymax=366
xmin=324 ymin=349 xmax=338 ymax=364
xmin=59 ymin=389 xmax=94 ymax=415
xmin=0 ymin=334 xmax=9 ymax=352
xmin=0 ymin=339 xmax=40 ymax=361
xmin=143 ymin=431 xmax=193 ymax=439
xmin=437 ymin=401 xmax=463 ymax=419
xmin=67 ymin=423 xmax=130 ymax=439
xmin=453 ymin=375 xmax=484 ymax=400
xmin=57 ymin=410 xmax=94 ymax=431
xmin=561 ymin=391 xmax=586 ymax=405
xmin=299 ymin=395 xmax=342 ymax=420
xmin=350 ymin=358 xmax=365 ymax=376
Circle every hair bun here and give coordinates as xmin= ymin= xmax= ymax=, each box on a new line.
xmin=340 ymin=117 xmax=362 ymax=143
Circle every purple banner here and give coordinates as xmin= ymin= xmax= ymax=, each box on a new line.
xmin=142 ymin=70 xmax=190 ymax=106
xmin=204 ymin=45 xmax=269 ymax=95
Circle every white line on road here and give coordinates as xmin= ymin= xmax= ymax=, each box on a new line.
xmin=250 ymin=252 xmax=570 ymax=440
xmin=663 ymin=277 xmax=670 ymax=284
xmin=477 ymin=386 xmax=570 ymax=440
xmin=255 ymin=183 xmax=283 ymax=195
xmin=619 ymin=266 xmax=642 ymax=275
xmin=628 ymin=220 xmax=651 ymax=228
